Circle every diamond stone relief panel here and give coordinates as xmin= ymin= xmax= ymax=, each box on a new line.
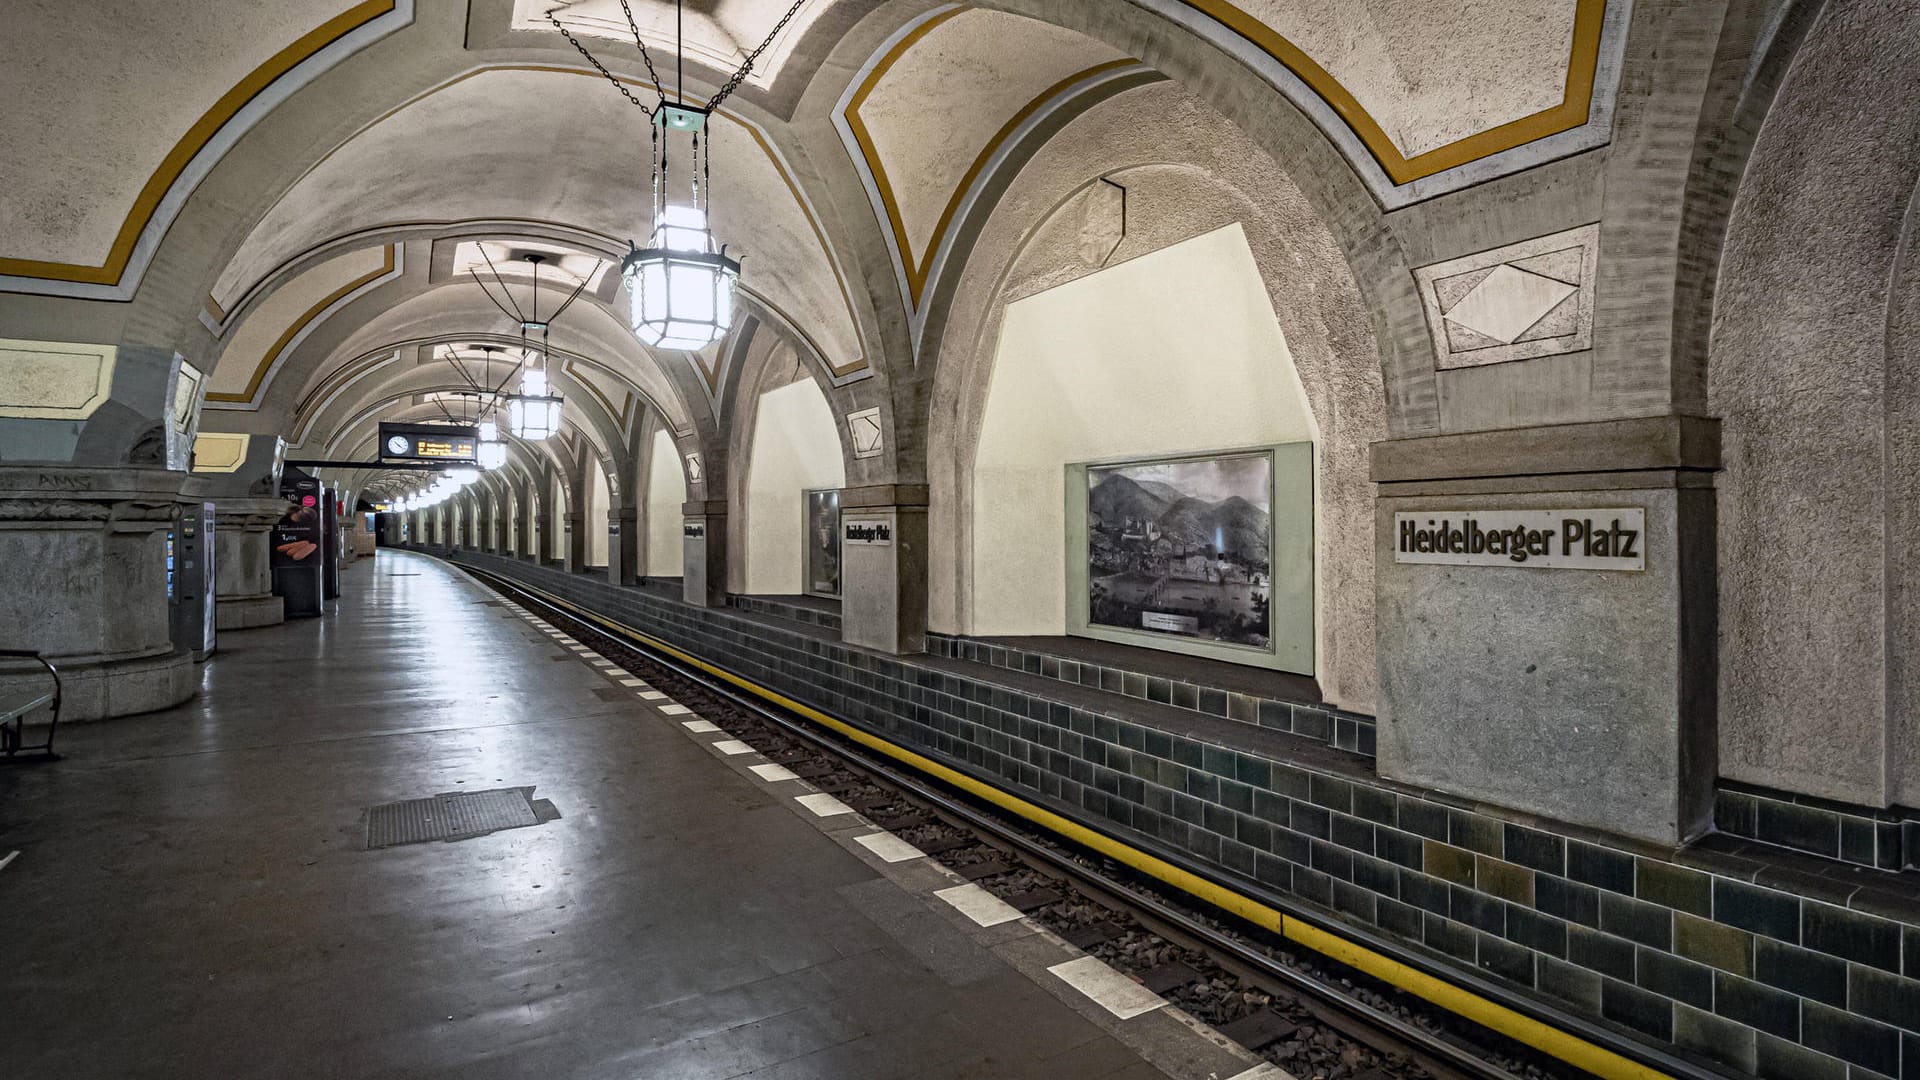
xmin=847 ymin=406 xmax=883 ymax=459
xmin=1413 ymin=224 xmax=1599 ymax=370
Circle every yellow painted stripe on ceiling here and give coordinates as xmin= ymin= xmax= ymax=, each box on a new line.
xmin=842 ymin=0 xmax=1607 ymax=279
xmin=846 ymin=33 xmax=1139 ymax=307
xmin=0 ymin=0 xmax=396 ymax=286
xmin=206 ymin=244 xmax=395 ymax=404
xmin=1180 ymin=0 xmax=1607 ymax=184
xmin=486 ymin=572 xmax=1674 ymax=1080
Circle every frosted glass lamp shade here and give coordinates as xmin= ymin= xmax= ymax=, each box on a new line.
xmin=622 ymin=205 xmax=740 ymax=350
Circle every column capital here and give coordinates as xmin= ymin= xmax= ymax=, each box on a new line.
xmin=1371 ymin=415 xmax=1720 ymax=490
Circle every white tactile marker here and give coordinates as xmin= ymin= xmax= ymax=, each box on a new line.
xmin=749 ymin=763 xmax=800 ymax=783
xmin=638 ymin=690 xmax=667 ymax=700
xmin=620 ymin=679 xmax=648 ymax=688
xmin=713 ymin=739 xmax=754 ymax=756
xmin=934 ymin=883 xmax=1024 ymax=927
xmin=795 ymin=793 xmax=855 ymax=818
xmin=853 ymin=832 xmax=924 ymax=864
xmin=0 ymin=850 xmax=17 ymax=872
xmin=579 ymin=651 xmax=603 ymax=660
xmin=603 ymin=668 xmax=630 ymax=678
xmin=1047 ymin=957 xmax=1167 ymax=1019
xmin=681 ymin=720 xmax=721 ymax=733
xmin=1226 ymin=1066 xmax=1290 ymax=1080
xmin=659 ymin=703 xmax=691 ymax=715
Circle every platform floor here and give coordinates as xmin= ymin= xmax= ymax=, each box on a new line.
xmin=0 ymin=551 xmax=1205 ymax=1079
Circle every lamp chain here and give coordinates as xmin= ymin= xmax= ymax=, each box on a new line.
xmin=615 ymin=0 xmax=669 ymax=99
xmin=705 ymin=0 xmax=808 ymax=111
xmin=546 ymin=12 xmax=655 ymax=111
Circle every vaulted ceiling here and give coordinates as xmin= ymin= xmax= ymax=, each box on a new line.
xmin=0 ymin=0 xmax=1624 ymax=471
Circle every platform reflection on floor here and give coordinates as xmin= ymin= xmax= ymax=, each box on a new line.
xmin=0 ymin=550 xmax=1235 ymax=1080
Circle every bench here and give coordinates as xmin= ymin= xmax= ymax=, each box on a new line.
xmin=0 ymin=650 xmax=61 ymax=760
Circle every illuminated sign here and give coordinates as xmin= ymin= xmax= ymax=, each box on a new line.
xmin=379 ymin=422 xmax=478 ymax=462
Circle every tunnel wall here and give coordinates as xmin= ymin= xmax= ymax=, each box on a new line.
xmin=434 ymin=548 xmax=1920 ymax=1080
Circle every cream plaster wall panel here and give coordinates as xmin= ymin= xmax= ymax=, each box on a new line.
xmin=1220 ymin=0 xmax=1579 ymax=160
xmin=855 ymin=10 xmax=1126 ymax=264
xmin=0 ymin=340 xmax=116 ymax=419
xmin=744 ymin=379 xmax=846 ymax=596
xmin=214 ymin=69 xmax=860 ymax=372
xmin=190 ymin=433 xmax=252 ymax=474
xmin=587 ymin=462 xmax=610 ymax=568
xmin=208 ymin=246 xmax=394 ymax=401
xmin=521 ymin=0 xmax=832 ymax=91
xmin=646 ymin=429 xmax=686 ymax=578
xmin=0 ymin=0 xmax=360 ymax=267
xmin=1414 ymin=225 xmax=1598 ymax=370
xmin=972 ymin=226 xmax=1317 ymax=644
xmin=927 ymin=81 xmax=1382 ymax=710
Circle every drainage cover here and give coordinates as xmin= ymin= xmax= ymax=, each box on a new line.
xmin=365 ymin=787 xmax=543 ymax=849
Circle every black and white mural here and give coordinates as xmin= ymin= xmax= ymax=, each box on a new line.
xmin=805 ymin=488 xmax=841 ymax=597
xmin=1085 ymin=453 xmax=1272 ymax=648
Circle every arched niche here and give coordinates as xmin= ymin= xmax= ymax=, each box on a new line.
xmin=646 ymin=428 xmax=687 ymax=579
xmin=927 ymin=81 xmax=1383 ymax=713
xmin=741 ymin=377 xmax=846 ymax=596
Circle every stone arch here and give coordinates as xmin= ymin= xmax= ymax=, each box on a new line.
xmin=926 ymin=79 xmax=1384 ymax=712
xmin=1708 ymin=0 xmax=1920 ymax=808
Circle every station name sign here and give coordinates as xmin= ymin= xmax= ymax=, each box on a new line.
xmin=379 ymin=422 xmax=477 ymax=462
xmin=1394 ymin=509 xmax=1644 ymax=571
xmin=844 ymin=519 xmax=892 ymax=546
xmin=683 ymin=522 xmax=706 ymax=539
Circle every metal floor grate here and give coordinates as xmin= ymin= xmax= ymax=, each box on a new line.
xmin=365 ymin=787 xmax=542 ymax=848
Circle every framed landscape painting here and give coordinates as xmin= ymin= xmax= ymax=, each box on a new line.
xmin=804 ymin=488 xmax=841 ymax=598
xmin=1066 ymin=444 xmax=1312 ymax=674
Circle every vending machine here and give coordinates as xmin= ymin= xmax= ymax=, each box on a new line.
xmin=171 ymin=501 xmax=217 ymax=661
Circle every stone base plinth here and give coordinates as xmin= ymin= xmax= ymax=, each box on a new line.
xmin=216 ymin=593 xmax=285 ymax=630
xmin=0 ymin=648 xmax=194 ymax=723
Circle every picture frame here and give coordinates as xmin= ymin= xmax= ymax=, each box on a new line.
xmin=1065 ymin=443 xmax=1313 ymax=674
xmin=804 ymin=487 xmax=842 ymax=598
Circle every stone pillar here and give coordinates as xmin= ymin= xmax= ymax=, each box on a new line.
xmin=563 ymin=510 xmax=586 ymax=572
xmin=212 ymin=498 xmax=286 ymax=630
xmin=609 ymin=505 xmax=639 ymax=586
xmin=0 ymin=467 xmax=196 ymax=721
xmin=838 ymin=485 xmax=929 ymax=654
xmin=534 ymin=498 xmax=552 ymax=564
xmin=1371 ymin=417 xmax=1719 ymax=846
xmin=682 ymin=499 xmax=727 ymax=607
xmin=513 ymin=488 xmax=532 ymax=559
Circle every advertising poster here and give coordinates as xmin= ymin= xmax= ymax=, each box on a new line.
xmin=272 ymin=470 xmax=325 ymax=617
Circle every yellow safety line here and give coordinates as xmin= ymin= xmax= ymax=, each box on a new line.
xmin=482 ymin=568 xmax=1671 ymax=1080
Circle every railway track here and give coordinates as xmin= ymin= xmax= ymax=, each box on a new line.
xmin=467 ymin=566 xmax=1611 ymax=1080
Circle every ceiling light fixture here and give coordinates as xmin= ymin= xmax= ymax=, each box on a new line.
xmin=550 ymin=0 xmax=805 ymax=350
xmin=473 ymin=255 xmax=585 ymax=441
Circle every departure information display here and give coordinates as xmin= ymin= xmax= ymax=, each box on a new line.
xmin=379 ymin=422 xmax=478 ymax=462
